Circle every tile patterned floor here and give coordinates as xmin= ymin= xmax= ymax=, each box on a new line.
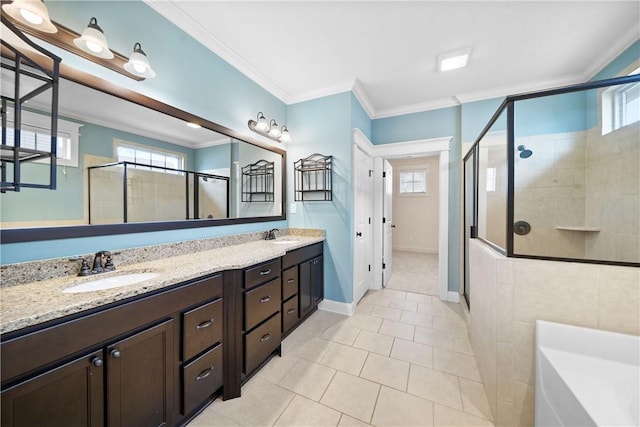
xmin=189 ymin=289 xmax=495 ymax=427
xmin=385 ymin=252 xmax=439 ymax=296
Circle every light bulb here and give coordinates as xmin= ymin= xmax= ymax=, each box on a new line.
xmin=133 ymin=61 xmax=147 ymax=73
xmin=85 ymin=40 xmax=103 ymax=54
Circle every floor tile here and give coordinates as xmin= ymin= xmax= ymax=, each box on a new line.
xmin=294 ymin=311 xmax=348 ymax=337
xmin=320 ymin=372 xmax=380 ymax=423
xmin=460 ymin=378 xmax=494 ymax=421
xmin=210 ymin=376 xmax=295 ymax=426
xmin=407 ymin=364 xmax=463 ymax=410
xmin=319 ymin=342 xmax=369 ymax=375
xmin=371 ymin=386 xmax=434 ymax=426
xmin=399 ymin=311 xmax=433 ymax=328
xmin=360 ymin=352 xmax=410 ymax=391
xmin=338 ymin=414 xmax=372 ymax=426
xmin=370 ymin=305 xmax=403 ymax=321
xmin=188 ymin=409 xmax=242 ymax=426
xmin=284 ymin=333 xmax=332 ymax=362
xmin=390 ymin=338 xmax=433 ymax=368
xmin=274 ymin=395 xmax=341 ymax=426
xmin=389 ymin=298 xmax=418 ymax=312
xmin=433 ymin=315 xmax=467 ymax=334
xmin=355 ymin=302 xmax=375 ymax=315
xmin=453 ymin=334 xmax=474 ymax=355
xmin=344 ymin=314 xmax=382 ymax=332
xmin=414 ymin=326 xmax=454 ymax=350
xmin=320 ymin=322 xmax=362 ymax=346
xmin=434 ymin=348 xmax=482 ymax=381
xmin=378 ymin=288 xmax=407 ymax=300
xmin=378 ymin=319 xmax=415 ymax=340
xmin=256 ymin=354 xmax=300 ymax=384
xmin=433 ymin=403 xmax=494 ymax=426
xmin=406 ymin=292 xmax=433 ymax=304
xmin=279 ymin=358 xmax=336 ymax=401
xmin=361 ymin=293 xmax=392 ymax=307
xmin=353 ymin=330 xmax=394 ymax=356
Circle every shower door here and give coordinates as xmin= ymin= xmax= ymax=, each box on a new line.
xmin=463 ymin=149 xmax=477 ymax=308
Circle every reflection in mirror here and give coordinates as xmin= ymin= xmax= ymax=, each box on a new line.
xmin=0 ymin=77 xmax=283 ymax=229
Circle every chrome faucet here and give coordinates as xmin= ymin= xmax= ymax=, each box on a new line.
xmin=265 ymin=228 xmax=279 ymax=240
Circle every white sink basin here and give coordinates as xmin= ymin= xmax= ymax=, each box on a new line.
xmin=63 ymin=272 xmax=160 ymax=293
xmin=269 ymin=240 xmax=299 ymax=245
xmin=535 ymin=320 xmax=640 ymax=427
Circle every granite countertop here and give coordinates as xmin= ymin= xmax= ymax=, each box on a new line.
xmin=0 ymin=236 xmax=324 ymax=335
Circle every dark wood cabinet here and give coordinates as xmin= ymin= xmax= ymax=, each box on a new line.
xmin=300 ymin=255 xmax=323 ymax=318
xmin=1 ymin=350 xmax=104 ymax=427
xmin=106 ymin=320 xmax=174 ymax=427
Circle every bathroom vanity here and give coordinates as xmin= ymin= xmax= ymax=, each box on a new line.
xmin=0 ymin=235 xmax=324 ymax=427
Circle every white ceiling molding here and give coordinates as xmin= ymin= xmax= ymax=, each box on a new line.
xmin=287 ymin=80 xmax=355 ymax=105
xmin=454 ymin=73 xmax=585 ymax=105
xmin=586 ymin=32 xmax=640 ymax=80
xmin=351 ymin=79 xmax=376 ymax=119
xmin=143 ymin=0 xmax=290 ymax=104
xmin=374 ymin=97 xmax=461 ymax=119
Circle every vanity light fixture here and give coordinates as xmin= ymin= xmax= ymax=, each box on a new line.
xmin=2 ymin=0 xmax=57 ymax=33
xmin=124 ymin=42 xmax=156 ymax=78
xmin=186 ymin=122 xmax=201 ymax=129
xmin=248 ymin=113 xmax=292 ymax=143
xmin=438 ymin=47 xmax=472 ymax=72
xmin=73 ymin=17 xmax=113 ymax=59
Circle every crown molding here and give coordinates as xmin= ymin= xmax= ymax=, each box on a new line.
xmin=374 ymin=97 xmax=461 ymax=119
xmin=351 ymin=79 xmax=376 ymax=119
xmin=586 ymin=32 xmax=639 ymax=80
xmin=143 ymin=0 xmax=290 ymax=104
xmin=286 ymin=80 xmax=354 ymax=105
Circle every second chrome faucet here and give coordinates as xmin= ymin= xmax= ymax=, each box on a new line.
xmin=78 ymin=251 xmax=116 ymax=276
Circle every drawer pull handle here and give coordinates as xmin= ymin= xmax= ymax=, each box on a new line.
xmin=260 ymin=269 xmax=272 ymax=276
xmin=287 ymin=308 xmax=295 ymax=315
xmin=260 ymin=296 xmax=271 ymax=303
xmin=196 ymin=367 xmax=214 ymax=381
xmin=287 ymin=278 xmax=295 ymax=283
xmin=196 ymin=319 xmax=214 ymax=329
xmin=260 ymin=333 xmax=272 ymax=343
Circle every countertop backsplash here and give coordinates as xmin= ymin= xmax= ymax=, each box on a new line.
xmin=1 ymin=228 xmax=324 ymax=287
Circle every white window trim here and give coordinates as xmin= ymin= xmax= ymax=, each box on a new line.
xmin=113 ymin=138 xmax=186 ymax=173
xmin=601 ymin=64 xmax=640 ymax=136
xmin=397 ymin=166 xmax=429 ymax=197
xmin=7 ymin=110 xmax=82 ymax=167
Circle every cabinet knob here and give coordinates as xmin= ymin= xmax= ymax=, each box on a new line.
xmin=287 ymin=308 xmax=295 ymax=315
xmin=110 ymin=349 xmax=121 ymax=359
xmin=196 ymin=367 xmax=213 ymax=381
xmin=196 ymin=319 xmax=214 ymax=329
xmin=260 ymin=333 xmax=272 ymax=342
xmin=91 ymin=357 xmax=103 ymax=367
xmin=260 ymin=295 xmax=272 ymax=303
xmin=260 ymin=269 xmax=272 ymax=276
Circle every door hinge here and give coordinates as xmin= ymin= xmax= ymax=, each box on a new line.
xmin=382 ymin=217 xmax=386 ymax=223
xmin=369 ymin=169 xmax=374 ymax=177
xmin=382 ymin=171 xmax=387 ymax=178
xmin=382 ymin=262 xmax=386 ymax=269
xmin=368 ymin=217 xmax=371 ymax=224
xmin=368 ymin=265 xmax=371 ymax=272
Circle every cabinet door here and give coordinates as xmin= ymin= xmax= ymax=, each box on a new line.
xmin=106 ymin=320 xmax=174 ymax=427
xmin=1 ymin=350 xmax=104 ymax=427
xmin=299 ymin=260 xmax=313 ymax=317
xmin=311 ymin=255 xmax=324 ymax=306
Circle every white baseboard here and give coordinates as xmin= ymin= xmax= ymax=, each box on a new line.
xmin=447 ymin=291 xmax=460 ymax=303
xmin=392 ymin=246 xmax=439 ymax=254
xmin=318 ymin=299 xmax=356 ymax=316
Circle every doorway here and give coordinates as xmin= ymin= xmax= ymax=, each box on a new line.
xmin=383 ymin=155 xmax=441 ymax=296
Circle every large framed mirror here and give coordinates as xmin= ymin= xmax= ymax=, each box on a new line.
xmin=1 ymin=34 xmax=285 ymax=244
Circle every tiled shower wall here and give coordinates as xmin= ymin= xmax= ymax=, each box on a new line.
xmin=469 ymin=239 xmax=640 ymax=426
xmin=585 ymin=123 xmax=640 ymax=262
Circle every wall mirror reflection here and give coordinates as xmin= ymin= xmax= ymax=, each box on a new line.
xmin=0 ymin=74 xmax=283 ymax=230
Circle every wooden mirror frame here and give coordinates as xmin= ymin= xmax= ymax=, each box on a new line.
xmin=0 ymin=55 xmax=286 ymax=244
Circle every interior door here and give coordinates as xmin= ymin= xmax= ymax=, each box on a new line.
xmin=382 ymin=160 xmax=393 ymax=287
xmin=354 ymin=145 xmax=373 ymax=304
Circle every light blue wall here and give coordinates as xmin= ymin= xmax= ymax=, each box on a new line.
xmin=1 ymin=0 xmax=287 ymax=264
xmin=350 ymin=93 xmax=372 ymax=140
xmin=287 ymin=93 xmax=354 ymax=303
xmin=195 ymin=144 xmax=232 ymax=172
xmin=461 ymin=98 xmax=504 ymax=144
xmin=592 ymin=40 xmax=640 ymax=81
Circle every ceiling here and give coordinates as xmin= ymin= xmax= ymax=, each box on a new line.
xmin=146 ymin=1 xmax=640 ymax=119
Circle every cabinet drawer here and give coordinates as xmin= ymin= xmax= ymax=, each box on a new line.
xmin=183 ymin=343 xmax=223 ymax=415
xmin=282 ymin=296 xmax=299 ymax=335
xmin=244 ymin=278 xmax=281 ymax=331
xmin=244 ymin=314 xmax=281 ymax=374
xmin=245 ymin=259 xmax=281 ymax=289
xmin=282 ymin=267 xmax=298 ymax=300
xmin=183 ymin=298 xmax=223 ymax=361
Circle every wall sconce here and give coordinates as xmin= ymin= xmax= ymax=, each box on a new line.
xmin=248 ymin=112 xmax=292 ymax=143
xmin=1 ymin=1 xmax=155 ymax=81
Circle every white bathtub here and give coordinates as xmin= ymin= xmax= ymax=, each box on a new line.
xmin=535 ymin=320 xmax=640 ymax=427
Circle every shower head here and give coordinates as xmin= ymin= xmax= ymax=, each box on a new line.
xmin=517 ymin=145 xmax=533 ymax=159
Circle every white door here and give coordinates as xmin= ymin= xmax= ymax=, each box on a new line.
xmin=354 ymin=145 xmax=373 ymax=304
xmin=382 ymin=160 xmax=393 ymax=286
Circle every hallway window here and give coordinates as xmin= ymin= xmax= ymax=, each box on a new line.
xmin=399 ymin=169 xmax=427 ymax=194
